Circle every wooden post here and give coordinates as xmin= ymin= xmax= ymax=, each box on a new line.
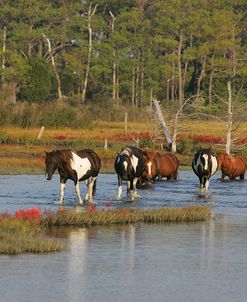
xmin=104 ymin=139 xmax=108 ymax=150
xmin=37 ymin=126 xmax=45 ymax=140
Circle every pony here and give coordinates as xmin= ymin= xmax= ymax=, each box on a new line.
xmin=45 ymin=149 xmax=101 ymax=204
xmin=155 ymin=152 xmax=179 ymax=180
xmin=137 ymin=149 xmax=159 ymax=186
xmin=114 ymin=146 xmax=145 ymax=200
xmin=192 ymin=148 xmax=217 ymax=190
xmin=217 ymin=152 xmax=245 ymax=180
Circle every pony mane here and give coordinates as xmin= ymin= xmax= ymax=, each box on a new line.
xmin=53 ymin=149 xmax=73 ymax=163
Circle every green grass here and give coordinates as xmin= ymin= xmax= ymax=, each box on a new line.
xmin=0 ymin=205 xmax=210 ymax=255
xmin=42 ymin=205 xmax=211 ymax=227
xmin=0 ymin=219 xmax=64 ymax=255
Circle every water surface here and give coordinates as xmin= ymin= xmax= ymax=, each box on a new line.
xmin=0 ymin=172 xmax=247 ymax=302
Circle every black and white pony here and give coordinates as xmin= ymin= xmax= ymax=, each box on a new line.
xmin=114 ymin=146 xmax=146 ymax=200
xmin=192 ymin=148 xmax=218 ymax=191
xmin=45 ymin=149 xmax=101 ymax=204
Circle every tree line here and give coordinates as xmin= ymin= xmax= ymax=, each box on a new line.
xmin=0 ymin=0 xmax=247 ymax=114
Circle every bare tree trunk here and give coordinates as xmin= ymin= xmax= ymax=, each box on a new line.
xmin=132 ymin=66 xmax=135 ymax=106
xmin=110 ymin=11 xmax=117 ymax=106
xmin=42 ymin=34 xmax=63 ymax=102
xmin=226 ymin=81 xmax=233 ymax=155
xmin=178 ymin=33 xmax=184 ymax=106
xmin=172 ymin=96 xmax=194 ymax=153
xmin=38 ymin=38 xmax=43 ymax=58
xmin=208 ymin=49 xmax=215 ymax=105
xmin=140 ymin=49 xmax=144 ymax=107
xmin=28 ymin=24 xmax=33 ymax=57
xmin=171 ymin=53 xmax=176 ymax=102
xmin=152 ymin=98 xmax=172 ymax=150
xmin=1 ymin=26 xmax=6 ymax=83
xmin=135 ymin=64 xmax=140 ymax=106
xmin=116 ymin=61 xmax=119 ymax=104
xmin=82 ymin=3 xmax=97 ymax=104
xmin=166 ymin=77 xmax=170 ymax=100
xmin=196 ymin=58 xmax=206 ymax=98
xmin=182 ymin=35 xmax=192 ymax=94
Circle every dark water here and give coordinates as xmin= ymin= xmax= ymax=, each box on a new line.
xmin=0 ymin=171 xmax=247 ymax=302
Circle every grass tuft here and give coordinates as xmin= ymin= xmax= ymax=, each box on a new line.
xmin=0 ymin=218 xmax=64 ymax=255
xmin=42 ymin=205 xmax=210 ymax=227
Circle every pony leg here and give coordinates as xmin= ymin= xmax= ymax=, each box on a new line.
xmin=85 ymin=176 xmax=97 ymax=202
xmin=116 ymin=175 xmax=123 ymax=200
xmin=59 ymin=182 xmax=66 ymax=204
xmin=75 ymin=181 xmax=84 ymax=205
xmin=204 ymin=179 xmax=210 ymax=191
xmin=133 ymin=177 xmax=139 ymax=198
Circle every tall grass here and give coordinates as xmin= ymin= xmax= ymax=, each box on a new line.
xmin=0 ymin=206 xmax=210 ymax=255
xmin=0 ymin=218 xmax=64 ymax=255
xmin=42 ymin=205 xmax=211 ymax=227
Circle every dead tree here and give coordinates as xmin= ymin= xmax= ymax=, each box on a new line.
xmin=1 ymin=26 xmax=6 ymax=83
xmin=81 ymin=3 xmax=97 ymax=104
xmin=172 ymin=96 xmax=195 ymax=152
xmin=42 ymin=33 xmax=63 ymax=102
xmin=152 ymin=98 xmax=172 ymax=150
xmin=226 ymin=80 xmax=233 ymax=155
xmin=109 ymin=11 xmax=118 ymax=107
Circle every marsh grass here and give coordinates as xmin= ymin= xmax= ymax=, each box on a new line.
xmin=0 ymin=205 xmax=210 ymax=255
xmin=42 ymin=205 xmax=211 ymax=227
xmin=0 ymin=219 xmax=64 ymax=255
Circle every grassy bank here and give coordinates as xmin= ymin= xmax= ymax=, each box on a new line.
xmin=0 ymin=205 xmax=210 ymax=255
xmin=42 ymin=205 xmax=211 ymax=227
xmin=0 ymin=120 xmax=246 ymax=174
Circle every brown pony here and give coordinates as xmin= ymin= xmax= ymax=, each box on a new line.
xmin=137 ymin=149 xmax=159 ymax=186
xmin=217 ymin=152 xmax=245 ymax=180
xmin=155 ymin=152 xmax=179 ymax=180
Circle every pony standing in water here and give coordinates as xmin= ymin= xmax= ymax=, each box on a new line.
xmin=192 ymin=148 xmax=218 ymax=191
xmin=114 ymin=146 xmax=145 ymax=200
xmin=45 ymin=149 xmax=101 ymax=204
xmin=217 ymin=152 xmax=245 ymax=180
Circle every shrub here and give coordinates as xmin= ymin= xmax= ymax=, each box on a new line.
xmin=18 ymin=58 xmax=52 ymax=103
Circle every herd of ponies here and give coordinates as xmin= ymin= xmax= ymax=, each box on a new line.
xmin=44 ymin=146 xmax=246 ymax=204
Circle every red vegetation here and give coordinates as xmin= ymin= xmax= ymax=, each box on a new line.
xmin=54 ymin=134 xmax=77 ymax=140
xmin=234 ymin=137 xmax=247 ymax=145
xmin=192 ymin=135 xmax=224 ymax=144
xmin=15 ymin=208 xmax=41 ymax=222
xmin=86 ymin=204 xmax=96 ymax=213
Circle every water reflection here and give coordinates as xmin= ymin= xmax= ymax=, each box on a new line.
xmin=1 ymin=215 xmax=247 ymax=302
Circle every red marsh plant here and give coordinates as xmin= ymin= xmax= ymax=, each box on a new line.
xmin=15 ymin=208 xmax=42 ymax=222
xmin=192 ymin=135 xmax=224 ymax=144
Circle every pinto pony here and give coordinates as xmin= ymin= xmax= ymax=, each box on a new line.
xmin=192 ymin=148 xmax=217 ymax=190
xmin=138 ymin=149 xmax=159 ymax=186
xmin=155 ymin=152 xmax=179 ymax=180
xmin=45 ymin=149 xmax=101 ymax=204
xmin=217 ymin=152 xmax=245 ymax=180
xmin=114 ymin=146 xmax=145 ymax=200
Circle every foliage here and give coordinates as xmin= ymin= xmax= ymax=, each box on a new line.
xmin=0 ymin=0 xmax=246 ymax=109
xmin=18 ymin=59 xmax=52 ymax=103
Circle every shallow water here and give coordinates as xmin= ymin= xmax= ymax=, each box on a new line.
xmin=0 ymin=171 xmax=246 ymax=213
xmin=0 ymin=171 xmax=247 ymax=302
